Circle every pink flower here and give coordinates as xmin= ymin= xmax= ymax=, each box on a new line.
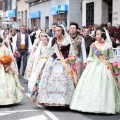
xmin=113 ymin=62 xmax=119 ymax=67
xmin=74 ymin=56 xmax=77 ymax=59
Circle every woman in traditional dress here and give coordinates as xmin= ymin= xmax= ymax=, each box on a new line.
xmin=24 ymin=32 xmax=44 ymax=80
xmin=37 ymin=25 xmax=75 ymax=107
xmin=70 ymin=28 xmax=120 ymax=114
xmin=28 ymin=35 xmax=53 ymax=102
xmin=3 ymin=29 xmax=12 ymax=53
xmin=0 ymin=37 xmax=23 ymax=105
xmin=3 ymin=29 xmax=18 ymax=75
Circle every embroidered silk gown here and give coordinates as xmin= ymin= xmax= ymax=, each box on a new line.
xmin=37 ymin=38 xmax=75 ymax=106
xmin=24 ymin=39 xmax=40 ymax=80
xmin=28 ymin=44 xmax=53 ymax=96
xmin=0 ymin=46 xmax=23 ymax=105
xmin=70 ymin=41 xmax=120 ymax=114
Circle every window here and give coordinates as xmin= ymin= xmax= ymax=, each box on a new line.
xmin=108 ymin=0 xmax=112 ymax=23
xmin=86 ymin=2 xmax=94 ymax=27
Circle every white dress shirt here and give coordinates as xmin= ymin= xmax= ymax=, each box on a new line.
xmin=13 ymin=33 xmax=32 ymax=52
xmin=81 ymin=37 xmax=87 ymax=63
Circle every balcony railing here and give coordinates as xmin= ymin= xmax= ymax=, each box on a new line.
xmin=24 ymin=0 xmax=39 ymax=4
xmin=24 ymin=0 xmax=50 ymax=4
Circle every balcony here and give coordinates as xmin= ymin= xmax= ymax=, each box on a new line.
xmin=24 ymin=0 xmax=39 ymax=4
xmin=24 ymin=0 xmax=50 ymax=4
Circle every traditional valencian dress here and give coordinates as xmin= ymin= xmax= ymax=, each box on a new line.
xmin=3 ymin=35 xmax=13 ymax=53
xmin=3 ymin=35 xmax=18 ymax=75
xmin=28 ymin=42 xmax=53 ymax=101
xmin=70 ymin=41 xmax=120 ymax=114
xmin=37 ymin=37 xmax=75 ymax=106
xmin=24 ymin=38 xmax=40 ymax=80
xmin=0 ymin=46 xmax=23 ymax=105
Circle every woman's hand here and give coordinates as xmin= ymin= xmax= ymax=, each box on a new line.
xmin=85 ymin=61 xmax=91 ymax=66
xmin=4 ymin=65 xmax=10 ymax=72
xmin=65 ymin=59 xmax=68 ymax=64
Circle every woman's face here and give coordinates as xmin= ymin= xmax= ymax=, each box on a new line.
xmin=96 ymin=30 xmax=102 ymax=42
xmin=39 ymin=32 xmax=44 ymax=39
xmin=5 ymin=30 xmax=9 ymax=36
xmin=42 ymin=36 xmax=48 ymax=45
xmin=45 ymin=29 xmax=49 ymax=34
xmin=55 ymin=27 xmax=62 ymax=37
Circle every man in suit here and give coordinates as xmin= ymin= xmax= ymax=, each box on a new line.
xmin=47 ymin=23 xmax=58 ymax=38
xmin=13 ymin=25 xmax=32 ymax=75
xmin=82 ymin=28 xmax=95 ymax=56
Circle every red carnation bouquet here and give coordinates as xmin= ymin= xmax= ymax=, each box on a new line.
xmin=13 ymin=50 xmax=20 ymax=58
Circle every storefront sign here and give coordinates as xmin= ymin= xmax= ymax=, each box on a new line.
xmin=51 ymin=7 xmax=57 ymax=15
xmin=51 ymin=5 xmax=68 ymax=15
xmin=8 ymin=10 xmax=16 ymax=18
xmin=56 ymin=5 xmax=68 ymax=12
xmin=29 ymin=11 xmax=41 ymax=18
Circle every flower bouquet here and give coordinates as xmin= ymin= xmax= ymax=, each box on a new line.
xmin=0 ymin=55 xmax=13 ymax=66
xmin=66 ymin=55 xmax=77 ymax=64
xmin=13 ymin=50 xmax=20 ymax=58
xmin=0 ymin=55 xmax=13 ymax=72
xmin=66 ymin=55 xmax=78 ymax=85
xmin=113 ymin=62 xmax=120 ymax=72
xmin=113 ymin=62 xmax=120 ymax=84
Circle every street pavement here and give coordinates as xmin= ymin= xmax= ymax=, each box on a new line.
xmin=1 ymin=75 xmax=120 ymax=120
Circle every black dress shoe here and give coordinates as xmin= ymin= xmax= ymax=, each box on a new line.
xmin=22 ymin=72 xmax=24 ymax=76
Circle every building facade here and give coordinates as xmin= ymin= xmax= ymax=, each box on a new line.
xmin=112 ymin=0 xmax=120 ymax=25
xmin=25 ymin=0 xmax=82 ymax=29
xmin=82 ymin=0 xmax=120 ymax=27
xmin=0 ymin=1 xmax=2 ymax=26
xmin=17 ymin=0 xmax=29 ymax=28
xmin=2 ymin=0 xmax=17 ymax=28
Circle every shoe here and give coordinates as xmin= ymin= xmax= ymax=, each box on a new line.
xmin=22 ymin=72 xmax=24 ymax=76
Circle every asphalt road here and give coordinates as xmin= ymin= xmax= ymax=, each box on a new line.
xmin=1 ymin=75 xmax=120 ymax=120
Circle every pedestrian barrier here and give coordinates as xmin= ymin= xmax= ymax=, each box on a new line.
xmin=113 ymin=48 xmax=120 ymax=82
xmin=113 ymin=48 xmax=120 ymax=62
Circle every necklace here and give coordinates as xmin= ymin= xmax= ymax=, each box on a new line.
xmin=57 ymin=39 xmax=63 ymax=50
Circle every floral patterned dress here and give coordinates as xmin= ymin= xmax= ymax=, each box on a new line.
xmin=24 ymin=39 xmax=40 ymax=80
xmin=28 ymin=44 xmax=53 ymax=102
xmin=70 ymin=41 xmax=120 ymax=114
xmin=37 ymin=38 xmax=75 ymax=106
xmin=0 ymin=46 xmax=23 ymax=105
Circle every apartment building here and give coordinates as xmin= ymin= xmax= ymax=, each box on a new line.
xmin=25 ymin=0 xmax=82 ymax=29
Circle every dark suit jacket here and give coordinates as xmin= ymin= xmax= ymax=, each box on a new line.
xmin=47 ymin=31 xmax=54 ymax=37
xmin=82 ymin=35 xmax=95 ymax=55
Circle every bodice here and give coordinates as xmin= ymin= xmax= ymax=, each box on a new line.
xmin=88 ymin=41 xmax=113 ymax=63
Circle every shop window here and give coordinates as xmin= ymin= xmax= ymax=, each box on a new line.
xmin=86 ymin=2 xmax=94 ymax=27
